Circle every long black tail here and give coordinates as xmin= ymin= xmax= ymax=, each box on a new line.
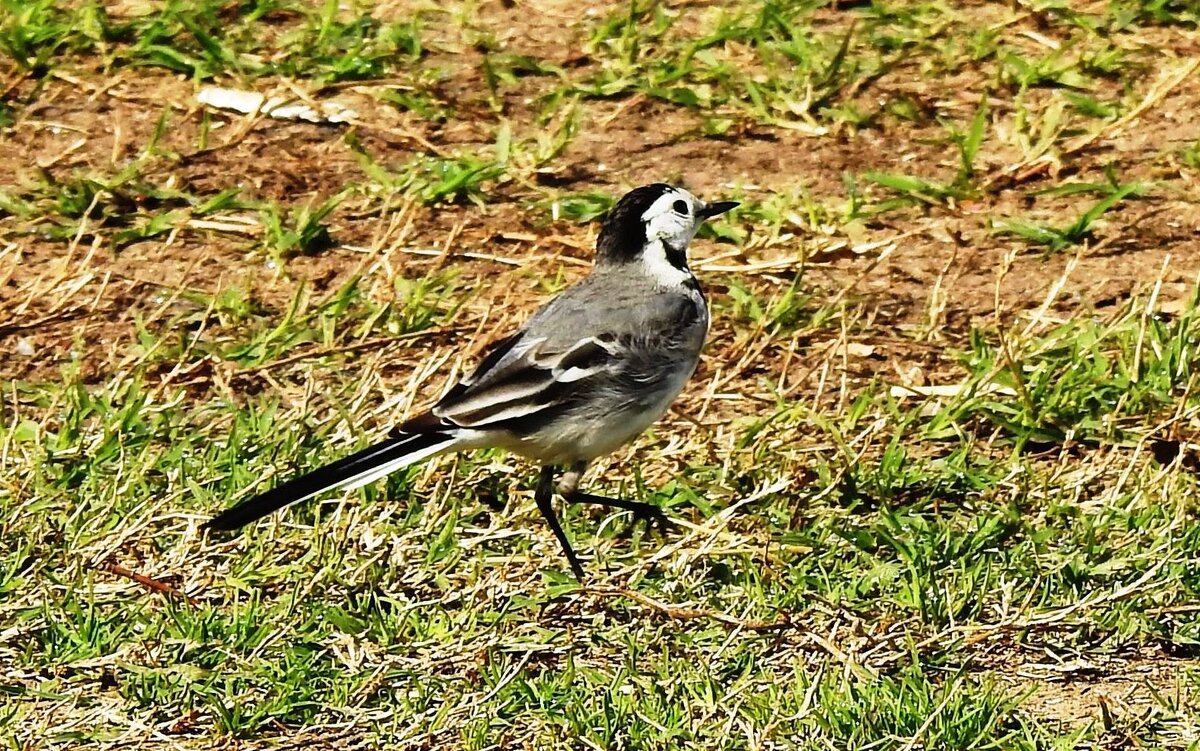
xmin=204 ymin=432 xmax=454 ymax=531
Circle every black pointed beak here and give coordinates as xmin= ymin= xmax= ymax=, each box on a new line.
xmin=698 ymin=200 xmax=739 ymax=219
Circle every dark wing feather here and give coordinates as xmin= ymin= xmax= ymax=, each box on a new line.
xmin=430 ymin=334 xmax=620 ymax=430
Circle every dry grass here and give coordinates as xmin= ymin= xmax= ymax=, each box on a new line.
xmin=3 ymin=0 xmax=1200 ymax=748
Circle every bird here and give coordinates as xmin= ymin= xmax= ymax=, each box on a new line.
xmin=204 ymin=183 xmax=738 ymax=579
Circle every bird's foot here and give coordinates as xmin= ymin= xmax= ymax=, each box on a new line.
xmin=568 ymin=491 xmax=673 ymax=537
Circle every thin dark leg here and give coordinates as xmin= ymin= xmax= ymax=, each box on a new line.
xmin=556 ymin=461 xmax=671 ymax=534
xmin=534 ymin=465 xmax=585 ymax=581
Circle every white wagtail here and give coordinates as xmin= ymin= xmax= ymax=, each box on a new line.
xmin=205 ymin=183 xmax=738 ymax=579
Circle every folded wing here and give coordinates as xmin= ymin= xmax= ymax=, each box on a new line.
xmin=415 ymin=332 xmax=623 ymax=431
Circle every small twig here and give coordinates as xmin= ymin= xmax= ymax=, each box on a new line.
xmin=0 ymin=66 xmax=30 ymax=100
xmin=985 ymin=56 xmax=1200 ymax=190
xmin=1061 ymin=57 xmax=1200 ymax=158
xmin=597 ymin=93 xmax=647 ymax=127
xmin=949 ymin=557 xmax=1169 ymax=648
xmin=0 ymin=306 xmax=95 ymax=337
xmin=96 ymin=561 xmax=197 ymax=606
xmin=588 ymin=585 xmax=790 ymax=632
xmin=271 ymin=730 xmax=359 ymax=751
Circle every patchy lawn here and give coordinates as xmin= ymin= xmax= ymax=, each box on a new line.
xmin=3 ymin=0 xmax=1200 ymax=748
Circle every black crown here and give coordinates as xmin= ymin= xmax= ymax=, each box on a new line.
xmin=595 ymin=183 xmax=675 ymax=263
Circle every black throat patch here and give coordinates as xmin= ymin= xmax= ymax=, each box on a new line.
xmin=663 ymin=239 xmax=689 ymax=271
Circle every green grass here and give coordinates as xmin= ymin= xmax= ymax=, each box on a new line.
xmin=4 ymin=0 xmax=1200 ymax=749
xmin=993 ymin=180 xmax=1149 ymax=252
xmin=7 ymin=281 xmax=1200 ymax=747
xmin=0 ymin=0 xmax=425 ymax=81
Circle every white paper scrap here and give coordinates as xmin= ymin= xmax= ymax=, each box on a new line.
xmin=197 ymin=86 xmax=357 ymax=124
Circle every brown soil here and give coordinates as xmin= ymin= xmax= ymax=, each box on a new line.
xmin=3 ymin=3 xmax=1200 ymax=735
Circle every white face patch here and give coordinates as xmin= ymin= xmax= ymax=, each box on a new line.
xmin=640 ymin=187 xmax=703 ymax=249
xmin=639 ymin=187 xmax=703 ymax=287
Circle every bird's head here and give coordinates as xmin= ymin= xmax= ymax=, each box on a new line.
xmin=594 ymin=183 xmax=738 ymax=276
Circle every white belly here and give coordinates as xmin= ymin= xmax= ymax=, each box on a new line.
xmin=509 ymin=355 xmax=700 ymax=465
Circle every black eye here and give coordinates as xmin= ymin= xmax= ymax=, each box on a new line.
xmin=672 ymin=199 xmax=688 ymax=214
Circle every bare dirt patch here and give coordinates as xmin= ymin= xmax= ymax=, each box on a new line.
xmin=991 ymin=649 xmax=1200 ymax=737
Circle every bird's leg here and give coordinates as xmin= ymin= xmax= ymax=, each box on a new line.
xmin=557 ymin=461 xmax=670 ymax=530
xmin=534 ymin=465 xmax=585 ymax=581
